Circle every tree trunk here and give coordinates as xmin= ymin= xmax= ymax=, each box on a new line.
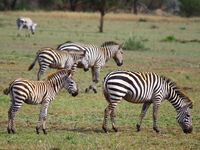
xmin=11 ymin=0 xmax=17 ymax=10
xmin=70 ymin=0 xmax=78 ymax=11
xmin=4 ymin=0 xmax=10 ymax=11
xmin=99 ymin=12 xmax=104 ymax=32
xmin=134 ymin=0 xmax=138 ymax=15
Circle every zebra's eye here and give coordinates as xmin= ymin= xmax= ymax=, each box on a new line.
xmin=186 ymin=114 xmax=190 ymax=117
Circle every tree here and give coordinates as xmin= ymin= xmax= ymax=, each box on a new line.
xmin=179 ymin=0 xmax=200 ymax=17
xmin=69 ymin=0 xmax=78 ymax=11
xmin=89 ymin=0 xmax=120 ymax=32
xmin=133 ymin=0 xmax=149 ymax=15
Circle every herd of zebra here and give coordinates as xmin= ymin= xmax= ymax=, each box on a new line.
xmin=3 ymin=17 xmax=193 ymax=135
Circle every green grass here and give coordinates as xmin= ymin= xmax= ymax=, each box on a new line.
xmin=0 ymin=11 xmax=200 ymax=150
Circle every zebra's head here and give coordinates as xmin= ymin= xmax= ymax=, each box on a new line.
xmin=64 ymin=70 xmax=78 ymax=97
xmin=176 ymin=102 xmax=193 ymax=134
xmin=31 ymin=23 xmax=37 ymax=34
xmin=113 ymin=42 xmax=124 ymax=66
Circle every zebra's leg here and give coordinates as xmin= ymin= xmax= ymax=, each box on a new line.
xmin=37 ymin=64 xmax=48 ymax=81
xmin=26 ymin=27 xmax=30 ymax=37
xmin=110 ymin=110 xmax=118 ymax=132
xmin=17 ymin=25 xmax=23 ymax=37
xmin=85 ymin=66 xmax=99 ymax=93
xmin=7 ymin=102 xmax=21 ymax=134
xmin=36 ymin=102 xmax=48 ymax=134
xmin=102 ymin=106 xmax=113 ymax=133
xmin=136 ymin=103 xmax=151 ymax=132
xmin=102 ymin=106 xmax=112 ymax=133
xmin=152 ymin=102 xmax=161 ymax=134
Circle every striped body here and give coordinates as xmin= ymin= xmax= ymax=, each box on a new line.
xmin=102 ymin=69 xmax=193 ymax=134
xmin=28 ymin=47 xmax=88 ymax=80
xmin=4 ymin=69 xmax=78 ymax=134
xmin=16 ymin=17 xmax=37 ymax=37
xmin=57 ymin=41 xmax=124 ymax=93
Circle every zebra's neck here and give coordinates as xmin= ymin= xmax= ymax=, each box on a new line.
xmin=102 ymin=47 xmax=115 ymax=62
xmin=48 ymin=77 xmax=65 ymax=94
xmin=167 ymin=87 xmax=190 ymax=112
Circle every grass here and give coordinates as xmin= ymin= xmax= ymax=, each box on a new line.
xmin=0 ymin=11 xmax=200 ymax=149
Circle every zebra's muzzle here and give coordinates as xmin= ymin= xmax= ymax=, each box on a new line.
xmin=84 ymin=67 xmax=89 ymax=72
xmin=183 ymin=125 xmax=193 ymax=134
xmin=71 ymin=90 xmax=78 ymax=97
xmin=117 ymin=61 xmax=123 ymax=66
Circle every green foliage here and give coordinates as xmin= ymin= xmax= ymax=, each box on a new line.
xmin=162 ymin=35 xmax=176 ymax=42
xmin=138 ymin=18 xmax=148 ymax=22
xmin=179 ymin=0 xmax=200 ymax=17
xmin=123 ymin=35 xmax=150 ymax=51
xmin=179 ymin=27 xmax=186 ymax=30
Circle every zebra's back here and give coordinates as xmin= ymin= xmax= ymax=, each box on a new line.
xmin=103 ymin=69 xmax=167 ymax=104
xmin=9 ymin=78 xmax=49 ymax=104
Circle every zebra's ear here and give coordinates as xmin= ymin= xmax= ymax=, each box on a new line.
xmin=119 ymin=42 xmax=125 ymax=49
xmin=188 ymin=101 xmax=194 ymax=109
xmin=67 ymin=70 xmax=72 ymax=76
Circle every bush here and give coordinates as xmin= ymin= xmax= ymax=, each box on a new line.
xmin=123 ymin=34 xmax=150 ymax=51
xmin=161 ymin=35 xmax=176 ymax=42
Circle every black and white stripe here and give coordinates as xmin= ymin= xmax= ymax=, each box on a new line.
xmin=3 ymin=69 xmax=78 ymax=134
xmin=102 ymin=69 xmax=193 ymax=134
xmin=28 ymin=47 xmax=88 ymax=80
xmin=16 ymin=17 xmax=37 ymax=37
xmin=57 ymin=41 xmax=124 ymax=93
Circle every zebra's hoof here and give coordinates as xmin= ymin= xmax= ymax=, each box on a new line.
xmin=85 ymin=88 xmax=89 ymax=93
xmin=93 ymin=89 xmax=97 ymax=93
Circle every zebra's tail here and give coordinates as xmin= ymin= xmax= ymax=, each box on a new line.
xmin=28 ymin=52 xmax=39 ymax=71
xmin=71 ymin=63 xmax=77 ymax=74
xmin=3 ymin=88 xmax=10 ymax=95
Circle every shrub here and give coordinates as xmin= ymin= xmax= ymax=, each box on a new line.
xmin=123 ymin=34 xmax=150 ymax=51
xmin=161 ymin=35 xmax=176 ymax=42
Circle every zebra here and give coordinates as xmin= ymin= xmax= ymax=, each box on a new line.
xmin=28 ymin=47 xmax=89 ymax=81
xmin=16 ymin=17 xmax=37 ymax=37
xmin=102 ymin=69 xmax=193 ymax=134
xmin=3 ymin=69 xmax=78 ymax=134
xmin=57 ymin=41 xmax=124 ymax=93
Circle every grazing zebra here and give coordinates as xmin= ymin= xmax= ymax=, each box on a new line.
xmin=16 ymin=17 xmax=37 ymax=37
xmin=102 ymin=69 xmax=193 ymax=134
xmin=28 ymin=47 xmax=89 ymax=81
xmin=3 ymin=69 xmax=78 ymax=134
xmin=57 ymin=41 xmax=124 ymax=93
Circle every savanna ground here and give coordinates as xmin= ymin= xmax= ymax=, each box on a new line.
xmin=0 ymin=11 xmax=200 ymax=150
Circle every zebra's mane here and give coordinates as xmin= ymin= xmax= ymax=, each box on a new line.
xmin=47 ymin=69 xmax=70 ymax=81
xmin=162 ymin=76 xmax=193 ymax=106
xmin=57 ymin=41 xmax=73 ymax=49
xmin=101 ymin=41 xmax=119 ymax=47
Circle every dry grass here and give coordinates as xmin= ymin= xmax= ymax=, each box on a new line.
xmin=2 ymin=10 xmax=200 ymax=22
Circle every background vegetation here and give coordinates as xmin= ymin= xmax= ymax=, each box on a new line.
xmin=0 ymin=11 xmax=200 ymax=149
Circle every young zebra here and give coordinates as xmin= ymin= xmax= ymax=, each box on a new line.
xmin=57 ymin=41 xmax=124 ymax=93
xmin=102 ymin=69 xmax=193 ymax=134
xmin=28 ymin=47 xmax=89 ymax=81
xmin=16 ymin=17 xmax=37 ymax=37
xmin=3 ymin=69 xmax=78 ymax=134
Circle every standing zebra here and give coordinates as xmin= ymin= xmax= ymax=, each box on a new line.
xmin=102 ymin=69 xmax=193 ymax=134
xmin=28 ymin=47 xmax=89 ymax=81
xmin=3 ymin=69 xmax=78 ymax=134
xmin=57 ymin=41 xmax=124 ymax=93
xmin=16 ymin=17 xmax=37 ymax=37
